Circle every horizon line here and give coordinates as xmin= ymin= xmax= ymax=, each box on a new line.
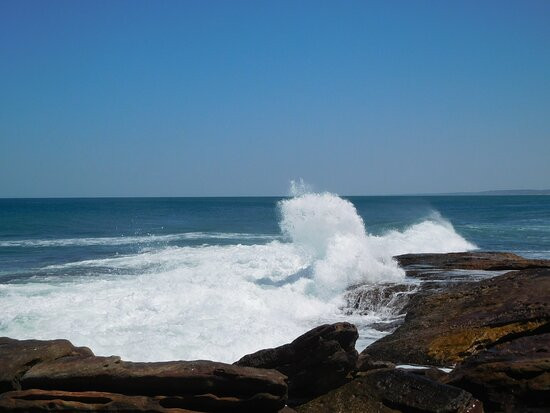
xmin=1 ymin=189 xmax=550 ymax=200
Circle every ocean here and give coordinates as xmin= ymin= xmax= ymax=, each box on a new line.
xmin=1 ymin=194 xmax=549 ymax=362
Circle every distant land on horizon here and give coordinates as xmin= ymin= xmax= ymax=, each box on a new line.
xmin=431 ymin=189 xmax=550 ymax=196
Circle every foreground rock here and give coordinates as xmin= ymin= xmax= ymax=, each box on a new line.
xmin=20 ymin=355 xmax=287 ymax=412
xmin=0 ymin=389 xmax=297 ymax=412
xmin=0 ymin=337 xmax=93 ymax=393
xmin=395 ymin=251 xmax=550 ymax=272
xmin=0 ymin=389 xmax=181 ymax=412
xmin=446 ymin=333 xmax=550 ymax=412
xmin=235 ymin=323 xmax=358 ymax=405
xmin=296 ymin=368 xmax=483 ymax=413
xmin=365 ymin=268 xmax=550 ymax=366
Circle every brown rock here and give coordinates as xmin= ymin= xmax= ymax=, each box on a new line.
xmin=20 ymin=356 xmax=288 ymax=412
xmin=0 ymin=389 xmax=182 ymax=412
xmin=296 ymin=369 xmax=482 ymax=413
xmin=395 ymin=252 xmax=550 ymax=271
xmin=0 ymin=337 xmax=93 ymax=393
xmin=365 ymin=268 xmax=550 ymax=366
xmin=235 ymin=323 xmax=358 ymax=406
xmin=295 ymin=376 xmax=397 ymax=413
xmin=446 ymin=333 xmax=550 ymax=412
xmin=406 ymin=367 xmax=450 ymax=382
xmin=0 ymin=389 xmax=298 ymax=412
xmin=356 ymin=353 xmax=395 ymax=372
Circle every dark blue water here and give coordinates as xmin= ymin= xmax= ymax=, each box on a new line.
xmin=1 ymin=196 xmax=549 ymax=280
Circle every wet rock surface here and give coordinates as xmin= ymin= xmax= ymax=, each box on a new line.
xmin=345 ymin=283 xmax=416 ymax=316
xmin=344 ymin=252 xmax=550 ymax=336
xmin=235 ymin=322 xmax=359 ymax=406
xmin=365 ymin=268 xmax=550 ymax=366
xmin=395 ymin=251 xmax=550 ymax=272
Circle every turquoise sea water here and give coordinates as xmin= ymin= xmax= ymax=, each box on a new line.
xmin=0 ymin=195 xmax=549 ymax=361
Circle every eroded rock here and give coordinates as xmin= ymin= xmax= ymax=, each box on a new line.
xmin=235 ymin=322 xmax=358 ymax=405
xmin=365 ymin=268 xmax=550 ymax=366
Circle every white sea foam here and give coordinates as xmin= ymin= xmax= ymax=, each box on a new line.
xmin=367 ymin=211 xmax=476 ymax=256
xmin=0 ymin=190 xmax=476 ymax=362
xmin=279 ymin=192 xmax=405 ymax=297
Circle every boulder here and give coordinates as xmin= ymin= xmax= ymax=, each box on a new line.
xmin=446 ymin=333 xmax=550 ymax=412
xmin=364 ymin=268 xmax=550 ymax=366
xmin=296 ymin=368 xmax=482 ymax=413
xmin=20 ymin=356 xmax=288 ymax=412
xmin=395 ymin=252 xmax=550 ymax=271
xmin=235 ymin=323 xmax=358 ymax=405
xmin=0 ymin=337 xmax=93 ymax=393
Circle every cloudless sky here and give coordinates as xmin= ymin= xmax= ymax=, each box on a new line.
xmin=1 ymin=0 xmax=549 ymax=197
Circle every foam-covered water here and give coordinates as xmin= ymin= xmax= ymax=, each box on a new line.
xmin=0 ymin=190 xmax=477 ymax=362
xmin=0 ymin=233 xmax=278 ymax=248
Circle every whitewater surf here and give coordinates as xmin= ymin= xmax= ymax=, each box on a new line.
xmin=0 ymin=190 xmax=475 ymax=362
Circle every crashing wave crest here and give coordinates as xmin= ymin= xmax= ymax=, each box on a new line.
xmin=0 ymin=188 xmax=475 ymax=362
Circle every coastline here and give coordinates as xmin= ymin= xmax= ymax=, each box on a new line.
xmin=2 ymin=251 xmax=548 ymax=412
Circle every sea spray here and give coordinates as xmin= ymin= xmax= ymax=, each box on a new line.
xmin=279 ymin=191 xmax=405 ymax=298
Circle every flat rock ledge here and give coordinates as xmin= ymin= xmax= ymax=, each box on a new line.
xmin=395 ymin=251 xmax=550 ymax=272
xmin=364 ymin=267 xmax=550 ymax=367
xmin=0 ymin=338 xmax=288 ymax=412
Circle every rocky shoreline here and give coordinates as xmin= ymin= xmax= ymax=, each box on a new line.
xmin=1 ymin=252 xmax=549 ymax=412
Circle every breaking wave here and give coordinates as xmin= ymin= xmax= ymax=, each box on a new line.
xmin=0 ymin=190 xmax=475 ymax=362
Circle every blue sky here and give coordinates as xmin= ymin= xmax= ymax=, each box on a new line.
xmin=1 ymin=0 xmax=549 ymax=197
